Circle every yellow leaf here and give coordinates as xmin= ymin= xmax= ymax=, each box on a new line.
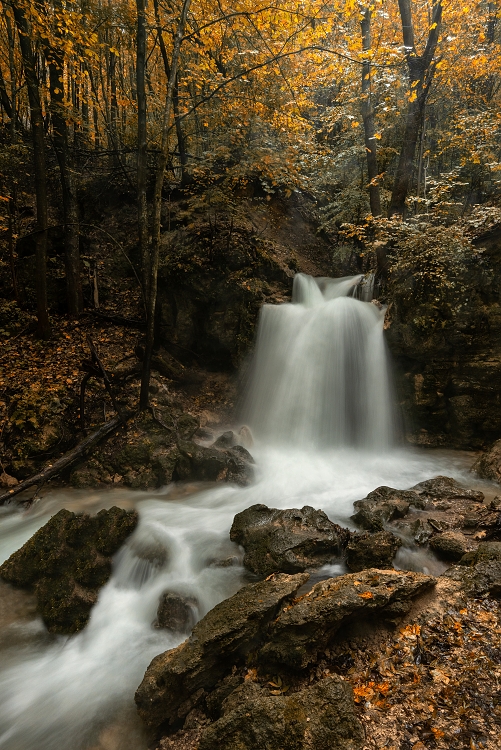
xmin=352 ymin=121 xmax=360 ymax=128
xmin=408 ymin=91 xmax=417 ymax=103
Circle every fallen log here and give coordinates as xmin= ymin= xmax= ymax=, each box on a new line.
xmin=0 ymin=412 xmax=133 ymax=506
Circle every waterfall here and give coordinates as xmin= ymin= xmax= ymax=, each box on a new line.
xmin=241 ymin=273 xmax=395 ymax=449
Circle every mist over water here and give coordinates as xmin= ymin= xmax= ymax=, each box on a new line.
xmin=0 ymin=274 xmax=483 ymax=749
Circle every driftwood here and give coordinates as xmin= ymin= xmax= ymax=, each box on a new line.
xmin=0 ymin=412 xmax=131 ymax=506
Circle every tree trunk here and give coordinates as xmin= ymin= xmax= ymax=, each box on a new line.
xmin=139 ymin=0 xmax=192 ymax=410
xmin=360 ymin=7 xmax=381 ymax=218
xmin=12 ymin=1 xmax=51 ymax=338
xmin=47 ymin=38 xmax=83 ymax=316
xmin=388 ymin=0 xmax=442 ymax=218
xmin=137 ymin=0 xmax=149 ymax=299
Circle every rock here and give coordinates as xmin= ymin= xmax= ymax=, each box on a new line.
xmin=346 ymin=531 xmax=402 ymax=572
xmin=429 ymin=531 xmax=472 ymax=561
xmin=212 ymin=431 xmax=236 ymax=449
xmin=154 ymin=593 xmax=198 ymax=633
xmin=0 ymin=507 xmax=138 ymax=633
xmin=459 ymin=541 xmax=501 ymax=566
xmin=175 ymin=441 xmax=254 ymax=486
xmin=198 ymin=676 xmax=364 ymax=750
xmin=135 ymin=572 xmax=309 ymax=732
xmin=230 ymin=504 xmax=351 ymax=575
xmin=471 ymin=440 xmax=501 ymax=483
xmin=351 ymin=486 xmax=416 ymax=530
xmin=258 ymin=569 xmax=436 ymax=670
xmin=443 ymin=560 xmax=501 ymax=598
xmin=411 ymin=476 xmax=484 ymax=504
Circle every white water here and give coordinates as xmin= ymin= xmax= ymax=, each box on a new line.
xmin=0 ymin=274 xmax=486 ymax=750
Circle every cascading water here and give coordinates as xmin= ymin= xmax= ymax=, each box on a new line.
xmin=241 ymin=273 xmax=395 ymax=448
xmin=0 ymin=274 xmax=483 ymax=750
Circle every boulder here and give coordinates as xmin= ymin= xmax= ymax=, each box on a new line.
xmin=443 ymin=559 xmax=501 ymax=598
xmin=258 ymin=569 xmax=436 ymax=670
xmin=346 ymin=531 xmax=402 ymax=572
xmin=429 ymin=531 xmax=472 ymax=561
xmin=411 ymin=476 xmax=484 ymax=504
xmin=230 ymin=504 xmax=351 ymax=575
xmin=175 ymin=441 xmax=254 ymax=487
xmin=471 ymin=440 xmax=501 ymax=483
xmin=135 ymin=572 xmax=309 ymax=732
xmin=154 ymin=593 xmax=198 ymax=633
xmin=212 ymin=431 xmax=237 ymax=449
xmin=351 ymin=486 xmax=417 ymax=530
xmin=0 ymin=507 xmax=138 ymax=633
xmin=197 ymin=677 xmax=364 ymax=750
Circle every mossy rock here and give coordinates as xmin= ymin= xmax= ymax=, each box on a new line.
xmin=0 ymin=506 xmax=138 ymax=633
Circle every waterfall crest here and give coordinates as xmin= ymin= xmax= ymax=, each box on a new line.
xmin=241 ymin=273 xmax=395 ymax=449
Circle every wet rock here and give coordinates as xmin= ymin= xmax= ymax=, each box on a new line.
xmin=411 ymin=476 xmax=484 ymax=504
xmin=135 ymin=572 xmax=308 ymax=732
xmin=230 ymin=504 xmax=351 ymax=576
xmin=459 ymin=541 xmax=501 ymax=566
xmin=471 ymin=440 xmax=501 ymax=483
xmin=346 ymin=531 xmax=402 ymax=573
xmin=175 ymin=441 xmax=254 ymax=487
xmin=212 ymin=431 xmax=236 ymax=449
xmin=258 ymin=569 xmax=435 ymax=670
xmin=198 ymin=676 xmax=364 ymax=750
xmin=0 ymin=507 xmax=138 ymax=633
xmin=429 ymin=531 xmax=472 ymax=561
xmin=351 ymin=486 xmax=416 ymax=530
xmin=154 ymin=593 xmax=198 ymax=633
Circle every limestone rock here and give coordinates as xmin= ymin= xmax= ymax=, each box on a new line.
xmin=411 ymin=476 xmax=484 ymax=504
xmin=443 ymin=559 xmax=501 ymax=598
xmin=258 ymin=569 xmax=436 ymax=670
xmin=175 ymin=441 xmax=254 ymax=486
xmin=230 ymin=504 xmax=351 ymax=575
xmin=351 ymin=486 xmax=417 ymax=531
xmin=198 ymin=677 xmax=364 ymax=750
xmin=471 ymin=440 xmax=501 ymax=483
xmin=429 ymin=531 xmax=472 ymax=561
xmin=0 ymin=507 xmax=138 ymax=633
xmin=346 ymin=531 xmax=402 ymax=573
xmin=135 ymin=572 xmax=308 ymax=731
xmin=154 ymin=592 xmax=198 ymax=633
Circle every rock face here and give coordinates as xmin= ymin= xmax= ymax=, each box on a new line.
xmin=346 ymin=531 xmax=402 ymax=572
xmin=471 ymin=439 xmax=501 ymax=483
xmin=197 ymin=677 xmax=364 ymax=750
xmin=135 ymin=573 xmax=309 ymax=731
xmin=174 ymin=441 xmax=254 ymax=486
xmin=0 ymin=507 xmax=138 ymax=633
xmin=385 ymin=223 xmax=501 ymax=449
xmin=230 ymin=504 xmax=351 ymax=575
xmin=258 ymin=570 xmax=435 ymax=670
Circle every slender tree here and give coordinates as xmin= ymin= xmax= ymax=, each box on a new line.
xmin=388 ymin=0 xmax=442 ymax=218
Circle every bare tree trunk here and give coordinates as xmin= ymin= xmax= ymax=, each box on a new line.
xmin=360 ymin=7 xmax=381 ymax=219
xmin=46 ymin=0 xmax=83 ymax=317
xmin=139 ymin=0 xmax=192 ymax=410
xmin=136 ymin=0 xmax=149 ymax=299
xmin=12 ymin=1 xmax=51 ymax=338
xmin=388 ymin=0 xmax=442 ymax=218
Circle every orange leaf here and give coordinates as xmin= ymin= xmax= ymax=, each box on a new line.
xmin=358 ymin=591 xmax=373 ymax=599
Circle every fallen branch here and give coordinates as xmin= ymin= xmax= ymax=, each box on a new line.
xmin=0 ymin=412 xmax=132 ymax=506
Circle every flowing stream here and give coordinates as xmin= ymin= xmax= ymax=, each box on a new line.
xmin=0 ymin=274 xmax=490 ymax=750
